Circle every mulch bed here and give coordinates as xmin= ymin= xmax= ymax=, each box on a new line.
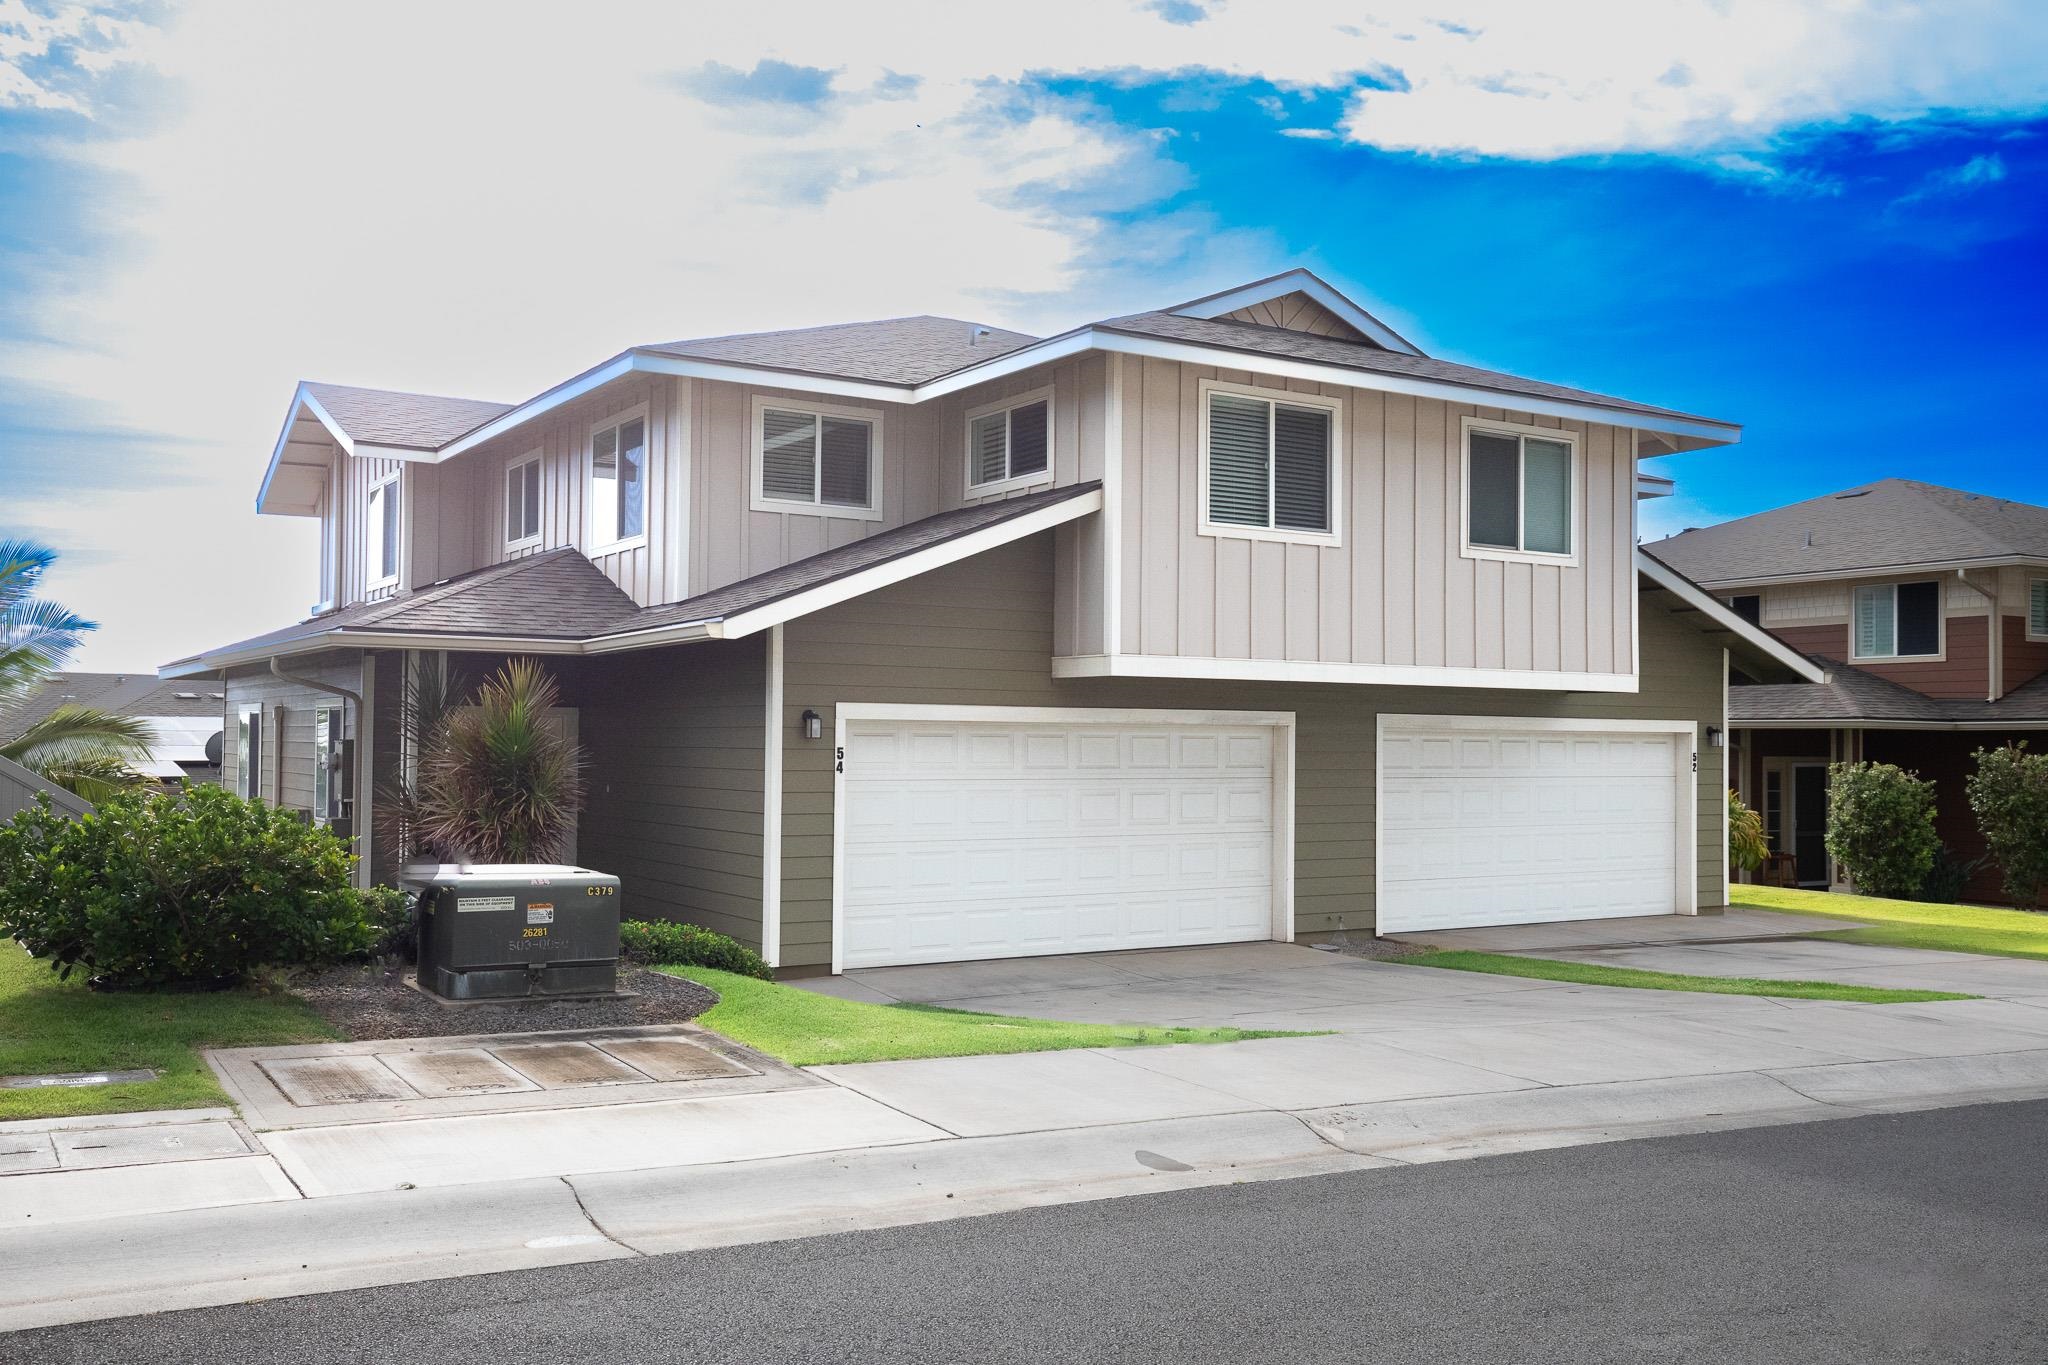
xmin=284 ymin=960 xmax=719 ymax=1041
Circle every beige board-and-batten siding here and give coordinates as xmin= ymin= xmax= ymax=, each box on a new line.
xmin=1108 ymin=358 xmax=1637 ymax=677
xmin=775 ymin=531 xmax=1724 ymax=971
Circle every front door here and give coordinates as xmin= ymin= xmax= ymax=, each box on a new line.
xmin=1792 ymin=764 xmax=1829 ymax=887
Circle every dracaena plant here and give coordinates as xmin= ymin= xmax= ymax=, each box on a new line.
xmin=411 ymin=659 xmax=585 ymax=864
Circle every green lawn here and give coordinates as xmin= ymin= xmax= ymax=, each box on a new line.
xmin=0 ymin=942 xmax=336 ymax=1121
xmin=667 ymin=967 xmax=1311 ymax=1066
xmin=1401 ymin=948 xmax=1973 ymax=1003
xmin=1734 ymin=884 xmax=2048 ymax=962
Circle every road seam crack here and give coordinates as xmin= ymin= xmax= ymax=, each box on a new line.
xmin=561 ymin=1175 xmax=646 ymax=1256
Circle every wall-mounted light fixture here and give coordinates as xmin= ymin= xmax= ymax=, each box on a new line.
xmin=800 ymin=709 xmax=823 ymax=741
xmin=1705 ymin=725 xmax=1724 ymax=749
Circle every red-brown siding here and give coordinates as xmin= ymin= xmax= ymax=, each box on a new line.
xmin=1771 ymin=617 xmax=1990 ymax=699
xmin=2003 ymin=614 xmax=2048 ymax=697
xmin=1861 ymin=729 xmax=2041 ymax=904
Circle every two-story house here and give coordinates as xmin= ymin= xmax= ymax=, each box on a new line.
xmin=163 ymin=270 xmax=1814 ymax=973
xmin=1648 ymin=479 xmax=2048 ymax=903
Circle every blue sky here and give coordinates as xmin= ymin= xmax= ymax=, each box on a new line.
xmin=2 ymin=2 xmax=2046 ymax=669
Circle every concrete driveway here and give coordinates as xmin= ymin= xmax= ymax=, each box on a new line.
xmin=802 ymin=937 xmax=2048 ymax=1142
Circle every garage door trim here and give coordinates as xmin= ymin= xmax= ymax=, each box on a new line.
xmin=832 ymin=703 xmax=1297 ymax=974
xmin=1374 ymin=713 xmax=1700 ymax=935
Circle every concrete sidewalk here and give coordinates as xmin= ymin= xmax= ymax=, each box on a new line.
xmin=8 ymin=938 xmax=2048 ymax=1329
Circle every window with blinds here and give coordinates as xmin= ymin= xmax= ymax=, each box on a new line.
xmin=758 ymin=404 xmax=878 ymax=513
xmin=590 ymin=415 xmax=646 ymax=548
xmin=1854 ymin=581 xmax=1940 ymax=659
xmin=2032 ymin=579 xmax=2048 ymax=639
xmin=1203 ymin=389 xmax=1334 ymax=537
xmin=967 ymin=395 xmax=1051 ymax=490
xmin=1465 ymin=425 xmax=1575 ymax=558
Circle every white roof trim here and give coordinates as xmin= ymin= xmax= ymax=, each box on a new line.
xmin=1675 ymin=554 xmax=2048 ymax=591
xmin=1169 ymin=269 xmax=1425 ymax=356
xmin=1637 ymin=472 xmax=1676 ymax=499
xmin=1637 ymin=549 xmax=1825 ymax=683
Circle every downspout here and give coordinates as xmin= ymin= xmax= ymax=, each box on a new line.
xmin=1959 ymin=569 xmax=2002 ymax=702
xmin=271 ymin=656 xmax=369 ymax=885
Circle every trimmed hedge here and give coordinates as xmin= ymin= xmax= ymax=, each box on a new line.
xmin=618 ymin=919 xmax=772 ymax=979
xmin=0 ymin=785 xmax=380 ymax=986
xmin=1825 ymin=760 xmax=1939 ymax=900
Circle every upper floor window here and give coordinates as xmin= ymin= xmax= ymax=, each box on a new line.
xmin=1199 ymin=381 xmax=1339 ymax=545
xmin=1463 ymin=419 xmax=1576 ymax=564
xmin=505 ymin=453 xmax=542 ymax=549
xmin=1853 ymin=580 xmax=1940 ymax=659
xmin=366 ymin=474 xmax=400 ymax=589
xmin=590 ymin=413 xmax=646 ymax=551
xmin=2031 ymin=578 xmax=2048 ymax=641
xmin=752 ymin=397 xmax=883 ymax=520
xmin=1730 ymin=594 xmax=1762 ymax=626
xmin=966 ymin=390 xmax=1052 ymax=494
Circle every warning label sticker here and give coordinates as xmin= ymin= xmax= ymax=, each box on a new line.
xmin=527 ymin=905 xmax=556 ymax=925
xmin=456 ymin=895 xmax=515 ymax=914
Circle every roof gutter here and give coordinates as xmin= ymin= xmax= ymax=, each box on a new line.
xmin=1677 ymin=554 xmax=2048 ymax=591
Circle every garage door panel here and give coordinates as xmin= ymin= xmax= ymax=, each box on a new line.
xmin=1378 ymin=721 xmax=1685 ymax=935
xmin=842 ymin=718 xmax=1280 ymax=968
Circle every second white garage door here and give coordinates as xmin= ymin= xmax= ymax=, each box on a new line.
xmin=1376 ymin=716 xmax=1696 ymax=935
xmin=837 ymin=710 xmax=1285 ymax=969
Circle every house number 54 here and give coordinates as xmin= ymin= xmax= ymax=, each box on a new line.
xmin=835 ymin=746 xmax=845 ymax=773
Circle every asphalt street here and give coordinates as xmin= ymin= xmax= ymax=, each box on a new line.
xmin=10 ymin=1100 xmax=2047 ymax=1364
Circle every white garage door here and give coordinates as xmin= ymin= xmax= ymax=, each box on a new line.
xmin=839 ymin=713 xmax=1281 ymax=969
xmin=1377 ymin=718 xmax=1693 ymax=934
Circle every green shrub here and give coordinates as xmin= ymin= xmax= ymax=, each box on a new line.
xmin=619 ymin=919 xmax=772 ymax=979
xmin=1824 ymin=761 xmax=1939 ymax=900
xmin=1967 ymin=744 xmax=2048 ymax=910
xmin=1915 ymin=844 xmax=1988 ymax=905
xmin=0 ymin=785 xmax=379 ymax=986
xmin=1728 ymin=788 xmax=1768 ymax=873
xmin=358 ymin=884 xmax=417 ymax=960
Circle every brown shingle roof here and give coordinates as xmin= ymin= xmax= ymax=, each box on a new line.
xmin=1091 ymin=311 xmax=1725 ymax=427
xmin=1732 ymin=657 xmax=2048 ymax=726
xmin=302 ymin=382 xmax=516 ymax=449
xmin=1647 ymin=479 xmax=2048 ymax=587
xmin=1 ymin=672 xmax=226 ymax=739
xmin=641 ymin=316 xmax=1040 ymax=387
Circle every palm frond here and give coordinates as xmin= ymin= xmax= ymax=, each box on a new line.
xmin=30 ymin=752 xmax=151 ymax=804
xmin=2 ymin=703 xmax=156 ymax=770
xmin=0 ymin=539 xmax=58 ymax=614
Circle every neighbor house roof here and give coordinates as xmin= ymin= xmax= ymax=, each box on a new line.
xmin=641 ymin=316 xmax=1040 ymax=387
xmin=301 ymin=382 xmax=516 ymax=450
xmin=166 ymin=483 xmax=1105 ymax=675
xmin=1731 ymin=657 xmax=2048 ymax=728
xmin=1646 ymin=479 xmax=2048 ymax=587
xmin=1 ymin=672 xmax=227 ymax=738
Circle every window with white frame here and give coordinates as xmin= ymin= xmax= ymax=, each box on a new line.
xmin=1200 ymin=384 xmax=1338 ymax=541
xmin=966 ymin=391 xmax=1051 ymax=492
xmin=1853 ymin=581 xmax=1941 ymax=659
xmin=590 ymin=415 xmax=646 ymax=549
xmin=754 ymin=399 xmax=881 ymax=518
xmin=505 ymin=454 xmax=542 ymax=548
xmin=2031 ymin=578 xmax=2048 ymax=640
xmin=365 ymin=475 xmax=400 ymax=588
xmin=313 ymin=706 xmax=334 ymax=824
xmin=1464 ymin=421 xmax=1576 ymax=560
xmin=236 ymin=706 xmax=262 ymax=801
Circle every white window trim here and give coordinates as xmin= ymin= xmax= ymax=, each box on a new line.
xmin=1851 ymin=579 xmax=1946 ymax=662
xmin=504 ymin=450 xmax=543 ymax=552
xmin=587 ymin=403 xmax=650 ymax=555
xmin=749 ymin=394 xmax=886 ymax=521
xmin=366 ymin=472 xmax=401 ymax=591
xmin=236 ymin=704 xmax=261 ymax=800
xmin=1458 ymin=415 xmax=1582 ymax=569
xmin=963 ymin=386 xmax=1056 ymax=497
xmin=2028 ymin=577 xmax=2048 ymax=643
xmin=1195 ymin=377 xmax=1343 ymax=548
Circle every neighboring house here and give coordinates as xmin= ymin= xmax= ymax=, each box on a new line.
xmin=0 ymin=753 xmax=94 ymax=822
xmin=1647 ymin=478 xmax=2048 ymax=902
xmin=162 ymin=268 xmax=1813 ymax=973
xmin=2 ymin=672 xmax=227 ymax=788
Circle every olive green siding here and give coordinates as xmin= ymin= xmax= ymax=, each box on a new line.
xmin=775 ymin=532 xmax=1727 ymax=969
xmin=574 ymin=638 xmax=769 ymax=951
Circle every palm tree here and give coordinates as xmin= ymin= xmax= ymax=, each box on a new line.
xmin=0 ymin=539 xmax=153 ymax=802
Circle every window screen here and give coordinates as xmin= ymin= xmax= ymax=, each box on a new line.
xmin=1467 ymin=432 xmax=1521 ymax=549
xmin=1731 ymin=595 xmax=1762 ymax=625
xmin=1895 ymin=580 xmax=1940 ymax=656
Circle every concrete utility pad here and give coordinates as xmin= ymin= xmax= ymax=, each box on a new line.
xmin=52 ymin=1120 xmax=252 ymax=1171
xmin=212 ymin=1025 xmax=813 ymax=1131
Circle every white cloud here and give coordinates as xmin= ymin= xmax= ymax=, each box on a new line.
xmin=3 ymin=0 xmax=2045 ymax=668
